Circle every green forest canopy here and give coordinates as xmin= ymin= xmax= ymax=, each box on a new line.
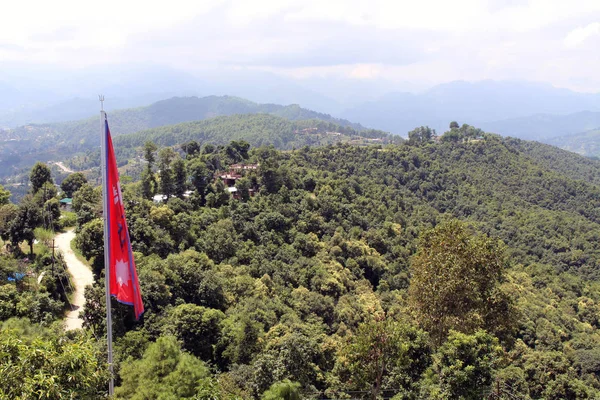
xmin=4 ymin=123 xmax=600 ymax=398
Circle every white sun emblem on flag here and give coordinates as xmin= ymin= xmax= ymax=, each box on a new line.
xmin=115 ymin=259 xmax=130 ymax=287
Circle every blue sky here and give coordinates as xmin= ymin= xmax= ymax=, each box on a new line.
xmin=1 ymin=0 xmax=599 ymax=93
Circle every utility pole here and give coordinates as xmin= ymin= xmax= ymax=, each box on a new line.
xmin=51 ymin=239 xmax=55 ymax=274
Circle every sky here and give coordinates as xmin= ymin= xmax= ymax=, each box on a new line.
xmin=1 ymin=0 xmax=600 ymax=93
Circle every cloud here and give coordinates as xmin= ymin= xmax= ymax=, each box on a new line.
xmin=1 ymin=0 xmax=600 ymax=92
xmin=564 ymin=22 xmax=600 ymax=47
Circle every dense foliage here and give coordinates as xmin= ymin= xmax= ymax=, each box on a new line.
xmin=6 ymin=122 xmax=600 ymax=398
xmin=70 ymin=126 xmax=600 ymax=398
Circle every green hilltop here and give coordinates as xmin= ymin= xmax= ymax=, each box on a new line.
xmin=5 ymin=123 xmax=600 ymax=397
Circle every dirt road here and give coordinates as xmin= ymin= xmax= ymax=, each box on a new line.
xmin=55 ymin=162 xmax=74 ymax=173
xmin=55 ymin=229 xmax=94 ymax=330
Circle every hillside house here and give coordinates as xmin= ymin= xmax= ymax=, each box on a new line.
xmin=218 ymin=172 xmax=242 ymax=187
xmin=59 ymin=198 xmax=72 ymax=212
xmin=216 ymin=163 xmax=260 ymax=200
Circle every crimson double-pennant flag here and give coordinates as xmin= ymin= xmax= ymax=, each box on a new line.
xmin=104 ymin=114 xmax=144 ymax=319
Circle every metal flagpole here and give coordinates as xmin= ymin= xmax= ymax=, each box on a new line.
xmin=99 ymin=95 xmax=114 ymax=395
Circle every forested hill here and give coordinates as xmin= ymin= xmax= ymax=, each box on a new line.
xmin=3 ymin=96 xmax=365 ymax=145
xmin=6 ymin=125 xmax=600 ymax=397
xmin=502 ymin=136 xmax=600 ymax=185
xmin=91 ymin=129 xmax=600 ymax=396
xmin=67 ymin=114 xmax=394 ymax=172
xmin=544 ymin=129 xmax=600 ymax=159
xmin=0 ymin=96 xmax=367 ymax=178
xmin=116 ymin=114 xmax=390 ymax=149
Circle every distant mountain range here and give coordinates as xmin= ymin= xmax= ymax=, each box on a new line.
xmin=341 ymin=80 xmax=600 ymax=136
xmin=0 ymin=65 xmax=343 ymax=128
xmin=4 ymin=80 xmax=600 ymax=180
xmin=480 ymin=111 xmax=600 ymax=141
xmin=3 ymin=67 xmax=600 ymax=140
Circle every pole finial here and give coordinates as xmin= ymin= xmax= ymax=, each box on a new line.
xmin=99 ymin=95 xmax=105 ymax=112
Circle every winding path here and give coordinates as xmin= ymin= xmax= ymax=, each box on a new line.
xmin=55 ymin=162 xmax=74 ymax=173
xmin=55 ymin=229 xmax=94 ymax=330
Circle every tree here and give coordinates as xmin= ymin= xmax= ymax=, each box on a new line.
xmin=142 ymin=141 xmax=158 ymax=200
xmin=332 ymin=317 xmax=430 ymax=400
xmin=141 ymin=168 xmax=156 ymax=200
xmin=261 ymin=380 xmax=301 ymax=400
xmin=29 ymin=162 xmax=53 ymax=193
xmin=236 ymin=177 xmax=252 ymax=202
xmin=408 ymin=219 xmax=514 ymax=345
xmin=422 ymin=330 xmax=501 ymax=399
xmin=0 ymin=204 xmax=18 ymax=243
xmin=407 ymin=126 xmax=434 ymax=145
xmin=82 ymin=283 xmax=106 ymax=335
xmin=72 ymin=183 xmax=99 ymax=213
xmin=182 ymin=140 xmax=201 ymax=158
xmin=75 ymin=218 xmax=104 ymax=277
xmin=43 ymin=198 xmax=61 ymax=230
xmin=188 ymin=158 xmax=212 ymax=205
xmin=0 ymin=324 xmax=107 ymax=399
xmin=72 ymin=184 xmax=100 ymax=229
xmin=173 ymin=157 xmax=187 ymax=198
xmin=60 ymin=172 xmax=87 ymax=197
xmin=158 ymin=147 xmax=177 ymax=200
xmin=34 ymin=181 xmax=58 ymax=205
xmin=8 ymin=196 xmax=42 ymax=254
xmin=440 ymin=129 xmax=461 ymax=142
xmin=143 ymin=141 xmax=158 ymax=166
xmin=115 ymin=335 xmax=210 ymax=400
xmin=162 ymin=303 xmax=225 ymax=360
xmin=225 ymin=140 xmax=250 ymax=163
xmin=0 ymin=184 xmax=10 ymax=205
xmin=449 ymin=121 xmax=459 ymax=129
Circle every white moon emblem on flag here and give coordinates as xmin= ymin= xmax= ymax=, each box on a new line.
xmin=115 ymin=259 xmax=130 ymax=287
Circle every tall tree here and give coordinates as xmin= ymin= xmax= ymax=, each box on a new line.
xmin=29 ymin=162 xmax=53 ymax=194
xmin=181 ymin=140 xmax=201 ymax=158
xmin=0 ymin=325 xmax=107 ymax=399
xmin=332 ymin=317 xmax=430 ymax=400
xmin=408 ymin=126 xmax=434 ymax=145
xmin=72 ymin=183 xmax=100 ymax=229
xmin=158 ymin=148 xmax=176 ymax=200
xmin=0 ymin=204 xmax=18 ymax=243
xmin=408 ymin=219 xmax=514 ymax=345
xmin=172 ymin=157 xmax=187 ymax=199
xmin=0 ymin=184 xmax=10 ymax=205
xmin=115 ymin=335 xmax=210 ymax=399
xmin=141 ymin=141 xmax=158 ymax=200
xmin=7 ymin=196 xmax=42 ymax=254
xmin=422 ymin=330 xmax=501 ymax=399
xmin=60 ymin=172 xmax=87 ymax=197
xmin=187 ymin=158 xmax=212 ymax=205
xmin=140 ymin=169 xmax=156 ymax=200
xmin=143 ymin=141 xmax=158 ymax=166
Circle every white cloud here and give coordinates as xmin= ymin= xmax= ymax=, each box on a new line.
xmin=564 ymin=22 xmax=600 ymax=47
xmin=1 ymin=0 xmax=600 ymax=92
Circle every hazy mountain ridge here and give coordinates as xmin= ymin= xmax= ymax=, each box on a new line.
xmin=0 ymin=65 xmax=344 ymax=127
xmin=341 ymin=81 xmax=600 ymax=135
xmin=0 ymin=96 xmax=372 ymax=180
xmin=481 ymin=111 xmax=600 ymax=141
